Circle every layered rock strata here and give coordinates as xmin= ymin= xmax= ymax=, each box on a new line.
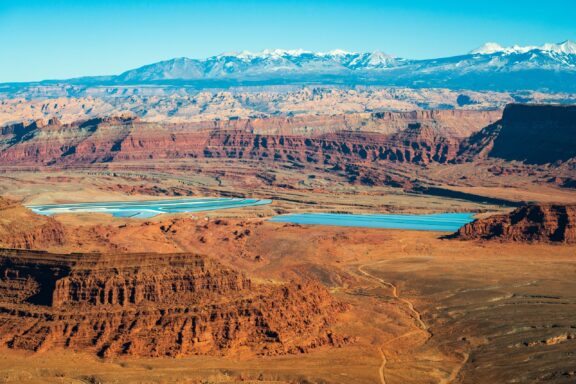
xmin=452 ymin=204 xmax=576 ymax=243
xmin=0 ymin=110 xmax=497 ymax=166
xmin=459 ymin=104 xmax=576 ymax=164
xmin=0 ymin=249 xmax=347 ymax=357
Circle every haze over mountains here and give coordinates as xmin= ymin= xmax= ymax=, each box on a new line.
xmin=3 ymin=41 xmax=576 ymax=93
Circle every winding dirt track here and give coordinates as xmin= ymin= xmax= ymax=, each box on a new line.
xmin=358 ymin=259 xmax=482 ymax=384
xmin=357 ymin=260 xmax=431 ymax=384
xmin=358 ymin=261 xmax=430 ymax=332
xmin=378 ymin=347 xmax=387 ymax=384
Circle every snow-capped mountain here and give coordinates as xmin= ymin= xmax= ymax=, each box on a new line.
xmin=9 ymin=41 xmax=576 ymax=92
xmin=465 ymin=40 xmax=576 ymax=71
xmin=471 ymin=41 xmax=576 ymax=55
xmin=116 ymin=49 xmax=406 ymax=82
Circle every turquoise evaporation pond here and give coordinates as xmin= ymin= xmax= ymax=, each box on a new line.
xmin=27 ymin=198 xmax=272 ymax=219
xmin=268 ymin=212 xmax=475 ymax=232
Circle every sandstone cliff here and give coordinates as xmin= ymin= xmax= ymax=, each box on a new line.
xmin=0 ymin=249 xmax=347 ymax=357
xmin=459 ymin=104 xmax=576 ymax=164
xmin=0 ymin=110 xmax=495 ymax=167
xmin=452 ymin=204 xmax=576 ymax=243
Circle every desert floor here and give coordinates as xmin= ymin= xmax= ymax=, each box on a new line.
xmin=0 ymin=167 xmax=575 ymax=383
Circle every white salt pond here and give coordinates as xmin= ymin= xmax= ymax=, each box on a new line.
xmin=27 ymin=197 xmax=272 ymax=218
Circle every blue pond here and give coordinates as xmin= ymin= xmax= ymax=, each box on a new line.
xmin=27 ymin=198 xmax=272 ymax=218
xmin=268 ymin=213 xmax=475 ymax=232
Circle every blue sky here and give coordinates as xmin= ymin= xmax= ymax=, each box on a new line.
xmin=1 ymin=0 xmax=575 ymax=82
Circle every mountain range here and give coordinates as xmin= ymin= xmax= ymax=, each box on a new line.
xmin=4 ymin=41 xmax=576 ymax=92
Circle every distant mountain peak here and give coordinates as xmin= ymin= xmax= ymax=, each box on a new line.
xmin=470 ymin=42 xmax=507 ymax=55
xmin=320 ymin=49 xmax=355 ymax=56
xmin=217 ymin=49 xmax=313 ymax=59
xmin=471 ymin=41 xmax=576 ymax=55
xmin=544 ymin=40 xmax=576 ymax=54
xmin=216 ymin=48 xmax=358 ymax=59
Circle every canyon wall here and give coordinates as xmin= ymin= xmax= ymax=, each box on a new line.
xmin=0 ymin=249 xmax=347 ymax=357
xmin=459 ymin=104 xmax=576 ymax=164
xmin=490 ymin=104 xmax=576 ymax=164
xmin=0 ymin=110 xmax=498 ymax=167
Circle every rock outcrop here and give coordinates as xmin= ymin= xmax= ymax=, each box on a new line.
xmin=0 ymin=249 xmax=347 ymax=357
xmin=0 ymin=198 xmax=66 ymax=249
xmin=459 ymin=104 xmax=576 ymax=164
xmin=452 ymin=204 xmax=576 ymax=243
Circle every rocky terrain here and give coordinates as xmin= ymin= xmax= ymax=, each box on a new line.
xmin=0 ymin=199 xmax=575 ymax=383
xmin=453 ymin=204 xmax=576 ymax=243
xmin=460 ymin=104 xmax=576 ymax=164
xmin=0 ymin=197 xmax=65 ymax=249
xmin=2 ymin=104 xmax=575 ymax=198
xmin=0 ymin=199 xmax=347 ymax=359
xmin=0 ymin=110 xmax=498 ymax=168
xmin=0 ymin=248 xmax=347 ymax=357
xmin=2 ymin=87 xmax=576 ymax=126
